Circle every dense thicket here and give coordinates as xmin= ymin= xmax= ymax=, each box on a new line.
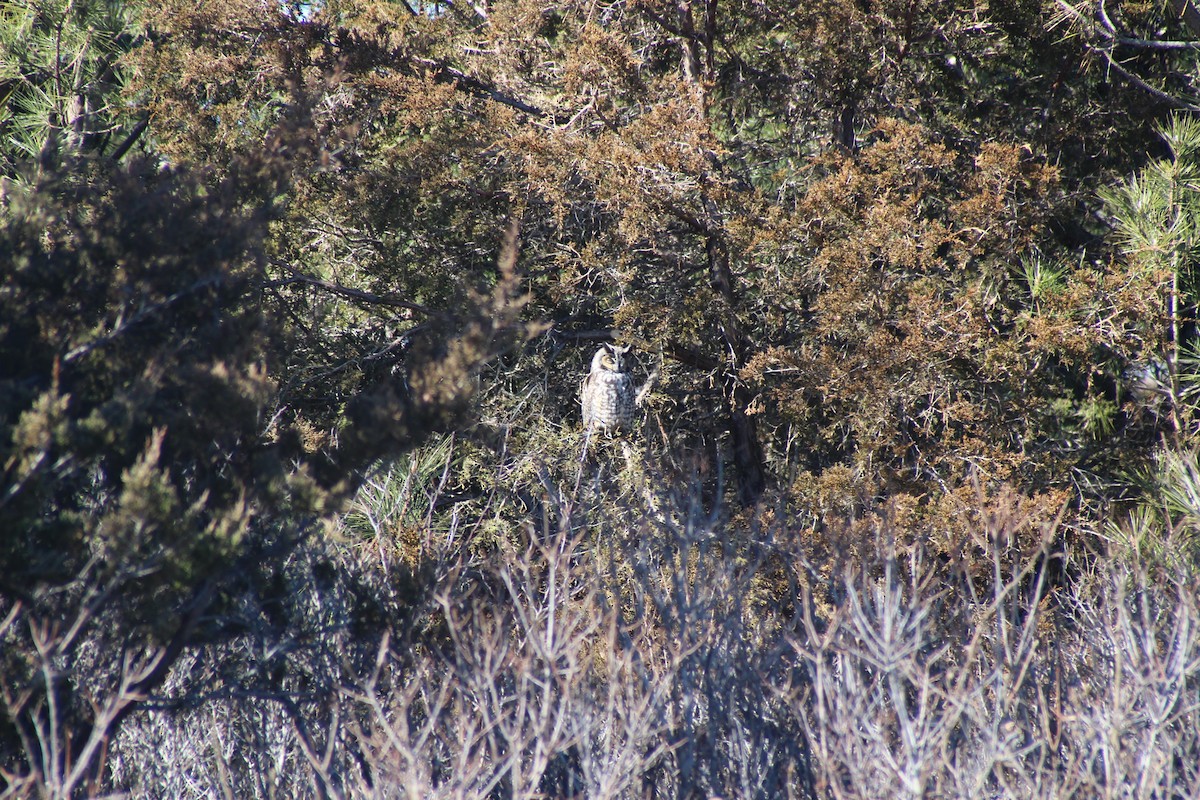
xmin=4 ymin=0 xmax=1200 ymax=797
xmin=112 ymin=0 xmax=1177 ymax=509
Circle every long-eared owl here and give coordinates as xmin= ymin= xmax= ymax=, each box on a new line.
xmin=581 ymin=344 xmax=635 ymax=432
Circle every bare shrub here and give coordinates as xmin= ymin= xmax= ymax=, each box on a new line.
xmin=1051 ymin=563 xmax=1200 ymax=797
xmin=79 ymin=460 xmax=1200 ymax=800
xmin=781 ymin=511 xmax=1059 ymax=799
xmin=777 ymin=498 xmax=1200 ymax=800
xmin=343 ymin=524 xmax=676 ymax=800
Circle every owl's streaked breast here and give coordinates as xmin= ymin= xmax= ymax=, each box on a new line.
xmin=582 ymin=367 xmax=635 ymax=431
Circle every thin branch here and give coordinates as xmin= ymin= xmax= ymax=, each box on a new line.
xmin=268 ymin=259 xmax=448 ymax=319
xmin=1061 ymin=0 xmax=1200 ymax=110
xmin=1102 ymin=50 xmax=1200 ymax=112
xmin=413 ymin=57 xmax=547 ymax=118
xmin=1115 ymin=35 xmax=1200 ymax=50
xmin=63 ymin=274 xmax=224 ymax=364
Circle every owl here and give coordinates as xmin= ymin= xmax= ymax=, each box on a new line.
xmin=581 ymin=344 xmax=635 ymax=432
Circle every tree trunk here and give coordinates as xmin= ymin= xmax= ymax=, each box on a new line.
xmin=668 ymin=0 xmax=767 ymax=505
xmin=835 ymin=103 xmax=856 ymax=150
xmin=727 ymin=378 xmax=767 ymax=505
xmin=707 ymin=231 xmax=767 ymax=505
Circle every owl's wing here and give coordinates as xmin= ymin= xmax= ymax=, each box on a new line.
xmin=580 ymin=373 xmax=594 ymax=421
xmin=618 ymin=374 xmax=636 ymax=414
